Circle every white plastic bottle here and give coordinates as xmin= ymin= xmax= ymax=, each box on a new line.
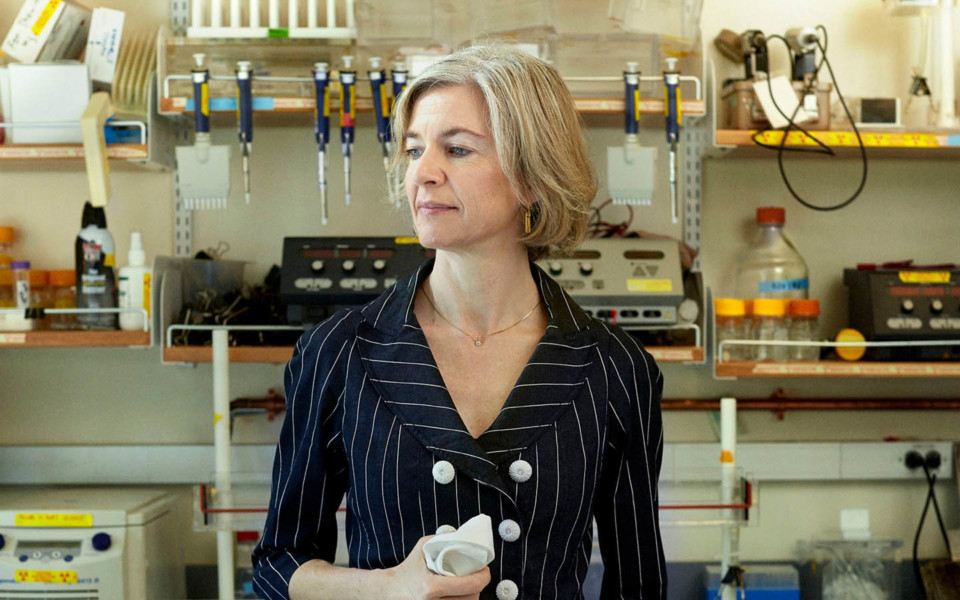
xmin=734 ymin=207 xmax=809 ymax=300
xmin=118 ymin=231 xmax=152 ymax=331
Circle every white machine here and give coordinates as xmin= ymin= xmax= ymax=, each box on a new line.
xmin=0 ymin=487 xmax=185 ymax=599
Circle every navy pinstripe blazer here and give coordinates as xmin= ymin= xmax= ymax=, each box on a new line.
xmin=253 ymin=259 xmax=666 ymax=599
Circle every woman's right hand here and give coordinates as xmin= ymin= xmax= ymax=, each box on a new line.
xmin=388 ymin=536 xmax=491 ymax=600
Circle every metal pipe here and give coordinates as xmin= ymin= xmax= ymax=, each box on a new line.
xmin=326 ymin=0 xmax=336 ymax=27
xmin=307 ymin=0 xmax=317 ymax=27
xmin=719 ymin=397 xmax=738 ymax=600
xmin=230 ymin=0 xmax=241 ymax=26
xmin=212 ymin=329 xmax=234 ymax=600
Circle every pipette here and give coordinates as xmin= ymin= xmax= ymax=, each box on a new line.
xmin=338 ymin=55 xmax=356 ymax=206
xmin=663 ymin=57 xmax=681 ymax=224
xmin=368 ymin=57 xmax=395 ymax=204
xmin=391 ymin=62 xmax=408 ymax=109
xmin=313 ymin=62 xmax=330 ymax=225
xmin=236 ymin=60 xmax=254 ymax=204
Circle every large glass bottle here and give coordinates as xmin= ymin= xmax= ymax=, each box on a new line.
xmin=734 ymin=207 xmax=809 ymax=300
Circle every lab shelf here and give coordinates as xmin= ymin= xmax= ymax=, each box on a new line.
xmin=0 ymin=143 xmax=149 ymax=161
xmin=714 ymin=128 xmax=960 ymax=158
xmin=648 ymin=346 xmax=705 ymax=363
xmin=162 ymin=345 xmax=294 ymax=363
xmin=0 ymin=330 xmax=151 ymax=348
xmin=715 ymin=360 xmax=960 ymax=378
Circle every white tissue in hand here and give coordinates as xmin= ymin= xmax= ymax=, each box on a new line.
xmin=423 ymin=514 xmax=495 ymax=576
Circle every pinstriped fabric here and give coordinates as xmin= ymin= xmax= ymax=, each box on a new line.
xmin=253 ymin=259 xmax=666 ymax=599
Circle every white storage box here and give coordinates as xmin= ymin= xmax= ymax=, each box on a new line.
xmin=7 ymin=62 xmax=90 ymax=144
xmin=85 ymin=7 xmax=125 ymax=87
xmin=1 ymin=0 xmax=92 ymax=64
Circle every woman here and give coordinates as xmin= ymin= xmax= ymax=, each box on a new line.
xmin=253 ymin=44 xmax=665 ymax=600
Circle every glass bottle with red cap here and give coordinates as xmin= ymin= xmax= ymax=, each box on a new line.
xmin=734 ymin=206 xmax=809 ymax=300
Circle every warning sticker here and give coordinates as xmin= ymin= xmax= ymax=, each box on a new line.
xmin=16 ymin=570 xmax=78 ymax=584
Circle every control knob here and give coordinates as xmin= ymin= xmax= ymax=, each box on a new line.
xmin=92 ymin=532 xmax=112 ymax=552
xmin=900 ymin=299 xmax=915 ymax=313
xmin=930 ymin=299 xmax=944 ymax=314
xmin=548 ymin=261 xmax=563 ymax=275
xmin=372 ymin=259 xmax=387 ymax=273
xmin=579 ymin=262 xmax=593 ymax=276
xmin=342 ymin=260 xmax=356 ymax=274
xmin=310 ymin=260 xmax=325 ymax=273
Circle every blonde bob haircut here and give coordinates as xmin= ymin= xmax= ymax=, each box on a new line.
xmin=390 ymin=44 xmax=596 ymax=261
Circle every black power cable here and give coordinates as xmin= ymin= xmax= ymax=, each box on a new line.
xmin=750 ymin=26 xmax=868 ymax=211
xmin=911 ymin=459 xmax=954 ymax=598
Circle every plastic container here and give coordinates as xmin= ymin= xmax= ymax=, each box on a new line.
xmin=75 ymin=201 xmax=118 ymax=330
xmin=5 ymin=261 xmax=34 ymax=332
xmin=734 ymin=207 xmax=809 ymax=300
xmin=800 ymin=540 xmax=902 ymax=600
xmin=788 ymin=299 xmax=820 ymax=361
xmin=704 ymin=564 xmax=800 ymax=600
xmin=28 ymin=269 xmax=51 ymax=330
xmin=0 ymin=269 xmax=14 ymax=331
xmin=49 ymin=269 xmax=78 ymax=330
xmin=715 ymin=298 xmax=749 ymax=362
xmin=182 ymin=259 xmax=245 ymax=307
xmin=0 ymin=226 xmax=13 ymax=269
xmin=751 ymin=298 xmax=789 ymax=361
xmin=118 ymin=231 xmax=152 ymax=332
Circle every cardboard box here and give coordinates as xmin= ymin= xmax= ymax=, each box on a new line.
xmin=7 ymin=62 xmax=90 ymax=143
xmin=1 ymin=0 xmax=92 ymax=64
xmin=84 ymin=7 xmax=124 ymax=87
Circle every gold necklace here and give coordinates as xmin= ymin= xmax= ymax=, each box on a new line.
xmin=420 ymin=284 xmax=541 ymax=347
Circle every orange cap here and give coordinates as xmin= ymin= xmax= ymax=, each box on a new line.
xmin=49 ymin=269 xmax=76 ymax=287
xmin=752 ymin=298 xmax=787 ymax=316
xmin=0 ymin=227 xmax=13 ymax=244
xmin=757 ymin=207 xmax=785 ymax=224
xmin=789 ymin=299 xmax=820 ymax=316
xmin=28 ymin=270 xmax=48 ymax=287
xmin=714 ymin=298 xmax=746 ymax=317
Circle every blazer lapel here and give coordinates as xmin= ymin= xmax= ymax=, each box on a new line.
xmin=357 ymin=261 xmax=509 ymax=493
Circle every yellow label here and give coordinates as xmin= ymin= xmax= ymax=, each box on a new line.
xmin=31 ymin=0 xmax=61 ymax=36
xmin=201 ymin=83 xmax=209 ymax=117
xmin=627 ymin=278 xmax=673 ymax=292
xmin=143 ymin=272 xmax=152 ymax=318
xmin=394 ymin=236 xmax=420 ymax=245
xmin=15 ymin=513 xmax=92 ymax=528
xmin=899 ymin=271 xmax=950 ymax=283
xmin=379 ymin=86 xmax=390 ymax=117
xmin=16 ymin=570 xmax=77 ymax=584
xmin=213 ymin=413 xmax=224 ymax=424
xmin=720 ymin=450 xmax=734 ymax=463
xmin=104 ymin=253 xmax=115 ymax=267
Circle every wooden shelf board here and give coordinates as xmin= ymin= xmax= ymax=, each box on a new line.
xmin=716 ymin=361 xmax=960 ymax=378
xmin=0 ymin=330 xmax=150 ymax=348
xmin=163 ymin=346 xmax=294 ymax=363
xmin=0 ymin=144 xmax=149 ymax=160
xmin=160 ymin=97 xmax=706 ymax=117
xmin=648 ymin=346 xmax=704 ymax=363
xmin=716 ymin=129 xmax=960 ymax=149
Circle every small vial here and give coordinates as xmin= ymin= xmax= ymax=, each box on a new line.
xmin=751 ymin=298 xmax=789 ymax=361
xmin=714 ymin=298 xmax=748 ymax=362
xmin=0 ymin=226 xmax=13 ymax=269
xmin=8 ymin=261 xmax=34 ymax=332
xmin=29 ymin=270 xmax=52 ymax=330
xmin=49 ymin=269 xmax=78 ymax=330
xmin=789 ymin=299 xmax=820 ymax=361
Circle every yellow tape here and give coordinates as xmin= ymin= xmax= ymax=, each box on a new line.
xmin=15 ymin=513 xmax=92 ymax=528
xmin=16 ymin=570 xmax=77 ymax=584
xmin=752 ymin=130 xmax=939 ymax=148
xmin=31 ymin=0 xmax=61 ymax=36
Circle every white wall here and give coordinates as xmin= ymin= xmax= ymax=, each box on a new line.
xmin=1 ymin=0 xmax=959 ymax=569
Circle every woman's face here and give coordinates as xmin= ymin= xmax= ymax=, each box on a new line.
xmin=403 ymin=84 xmax=522 ymax=256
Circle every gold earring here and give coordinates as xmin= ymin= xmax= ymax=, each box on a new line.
xmin=524 ymin=209 xmax=532 ymax=234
